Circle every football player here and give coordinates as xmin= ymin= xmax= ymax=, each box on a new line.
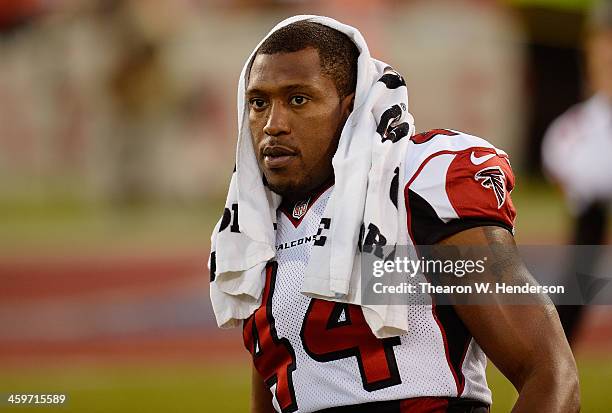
xmin=215 ymin=18 xmax=579 ymax=412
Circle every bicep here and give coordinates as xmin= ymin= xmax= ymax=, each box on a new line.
xmin=437 ymin=226 xmax=571 ymax=389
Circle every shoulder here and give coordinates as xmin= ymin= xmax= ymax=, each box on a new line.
xmin=403 ymin=128 xmax=513 ymax=185
xmin=404 ymin=129 xmax=509 ymax=181
xmin=402 ymin=129 xmax=516 ymax=244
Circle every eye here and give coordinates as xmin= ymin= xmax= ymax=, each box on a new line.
xmin=249 ymin=98 xmax=268 ymax=110
xmin=289 ymin=95 xmax=309 ymax=106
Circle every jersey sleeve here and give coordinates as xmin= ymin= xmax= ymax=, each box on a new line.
xmin=405 ymin=146 xmax=516 ymax=245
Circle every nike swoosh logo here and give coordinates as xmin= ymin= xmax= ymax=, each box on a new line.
xmin=470 ymin=152 xmax=496 ymax=165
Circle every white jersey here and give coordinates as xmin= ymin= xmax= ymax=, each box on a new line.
xmin=242 ymin=130 xmax=516 ymax=412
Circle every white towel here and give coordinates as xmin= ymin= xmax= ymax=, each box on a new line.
xmin=209 ymin=15 xmax=415 ymax=338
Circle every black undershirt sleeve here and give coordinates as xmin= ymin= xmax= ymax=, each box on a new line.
xmin=407 ymin=189 xmax=514 ymax=245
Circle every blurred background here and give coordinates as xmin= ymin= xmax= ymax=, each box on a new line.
xmin=1 ymin=0 xmax=611 ymax=411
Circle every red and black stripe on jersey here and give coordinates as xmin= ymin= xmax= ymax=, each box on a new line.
xmin=316 ymin=396 xmax=489 ymax=412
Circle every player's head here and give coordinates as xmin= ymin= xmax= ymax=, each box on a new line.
xmin=585 ymin=0 xmax=612 ymax=97
xmin=246 ymin=21 xmax=359 ymax=201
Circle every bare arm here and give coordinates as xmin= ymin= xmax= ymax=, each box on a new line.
xmin=438 ymin=226 xmax=580 ymax=412
xmin=251 ymin=366 xmax=276 ymax=413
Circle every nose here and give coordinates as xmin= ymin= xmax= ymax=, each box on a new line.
xmin=263 ymin=102 xmax=291 ymax=137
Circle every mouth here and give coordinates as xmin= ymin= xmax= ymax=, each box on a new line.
xmin=262 ymin=146 xmax=297 ymax=169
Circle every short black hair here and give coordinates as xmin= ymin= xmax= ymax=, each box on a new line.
xmin=255 ymin=21 xmax=359 ymax=98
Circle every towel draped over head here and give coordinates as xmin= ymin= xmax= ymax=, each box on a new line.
xmin=209 ymin=15 xmax=416 ymax=338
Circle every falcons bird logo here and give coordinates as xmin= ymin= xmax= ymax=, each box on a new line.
xmin=474 ymin=166 xmax=506 ymax=209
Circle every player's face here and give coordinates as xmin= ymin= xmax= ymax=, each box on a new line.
xmin=247 ymin=48 xmax=354 ymax=201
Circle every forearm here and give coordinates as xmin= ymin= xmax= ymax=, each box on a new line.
xmin=511 ymin=361 xmax=580 ymax=412
xmin=506 ymin=306 xmax=580 ymax=412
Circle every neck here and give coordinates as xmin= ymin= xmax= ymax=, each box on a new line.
xmin=282 ymin=177 xmax=334 ymax=206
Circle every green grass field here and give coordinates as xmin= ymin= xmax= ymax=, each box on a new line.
xmin=1 ymin=357 xmax=610 ymax=412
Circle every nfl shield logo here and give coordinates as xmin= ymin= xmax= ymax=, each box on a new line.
xmin=292 ymin=199 xmax=310 ymax=219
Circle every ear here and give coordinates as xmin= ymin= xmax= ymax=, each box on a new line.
xmin=340 ymin=92 xmax=355 ymax=118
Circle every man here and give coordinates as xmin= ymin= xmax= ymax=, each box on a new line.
xmin=210 ymin=16 xmax=579 ymax=412
xmin=542 ymin=0 xmax=612 ymax=344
